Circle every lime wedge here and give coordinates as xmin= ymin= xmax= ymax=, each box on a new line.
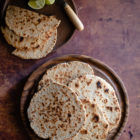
xmin=45 ymin=0 xmax=55 ymax=5
xmin=28 ymin=0 xmax=45 ymax=9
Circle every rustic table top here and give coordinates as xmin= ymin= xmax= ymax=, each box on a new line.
xmin=0 ymin=0 xmax=140 ymax=139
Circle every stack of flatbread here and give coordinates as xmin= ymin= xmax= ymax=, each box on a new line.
xmin=27 ymin=61 xmax=121 ymax=140
xmin=1 ymin=5 xmax=61 ymax=59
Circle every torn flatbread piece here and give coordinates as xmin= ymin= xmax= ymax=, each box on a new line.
xmin=70 ymin=100 xmax=109 ymax=140
xmin=27 ymin=79 xmax=85 ymax=140
xmin=38 ymin=61 xmax=94 ymax=90
xmin=69 ymin=75 xmax=121 ymax=131
xmin=1 ymin=26 xmax=52 ymax=49
xmin=5 ymin=5 xmax=60 ymax=38
xmin=12 ymin=29 xmax=57 ymax=59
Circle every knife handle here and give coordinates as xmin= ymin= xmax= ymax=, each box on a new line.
xmin=64 ymin=3 xmax=84 ymax=31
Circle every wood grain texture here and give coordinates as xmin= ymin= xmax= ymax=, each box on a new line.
xmin=0 ymin=0 xmax=140 ymax=139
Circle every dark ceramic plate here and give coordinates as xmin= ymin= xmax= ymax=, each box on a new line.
xmin=20 ymin=55 xmax=129 ymax=140
xmin=0 ymin=0 xmax=76 ymax=52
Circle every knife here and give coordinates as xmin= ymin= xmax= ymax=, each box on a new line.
xmin=57 ymin=0 xmax=84 ymax=31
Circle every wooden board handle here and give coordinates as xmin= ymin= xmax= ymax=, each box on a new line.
xmin=64 ymin=3 xmax=84 ymax=31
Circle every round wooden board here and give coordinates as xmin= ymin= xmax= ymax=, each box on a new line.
xmin=0 ymin=0 xmax=76 ymax=50
xmin=20 ymin=55 xmax=129 ymax=140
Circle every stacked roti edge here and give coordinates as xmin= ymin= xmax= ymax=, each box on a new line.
xmin=1 ymin=5 xmax=61 ymax=59
xmin=27 ymin=61 xmax=121 ymax=139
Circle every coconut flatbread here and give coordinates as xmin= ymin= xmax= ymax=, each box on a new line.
xmin=27 ymin=79 xmax=85 ymax=140
xmin=68 ymin=75 xmax=121 ymax=131
xmin=12 ymin=29 xmax=57 ymax=59
xmin=5 ymin=5 xmax=61 ymax=38
xmin=38 ymin=61 xmax=94 ymax=90
xmin=1 ymin=26 xmax=52 ymax=49
xmin=70 ymin=100 xmax=109 ymax=140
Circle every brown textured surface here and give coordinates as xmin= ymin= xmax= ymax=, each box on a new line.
xmin=0 ymin=0 xmax=140 ymax=139
xmin=20 ymin=55 xmax=128 ymax=140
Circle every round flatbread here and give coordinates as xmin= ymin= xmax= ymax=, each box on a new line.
xmin=12 ymin=29 xmax=57 ymax=59
xmin=1 ymin=26 xmax=53 ymax=50
xmin=5 ymin=5 xmax=61 ymax=38
xmin=27 ymin=79 xmax=85 ymax=140
xmin=70 ymin=100 xmax=109 ymax=140
xmin=38 ymin=61 xmax=94 ymax=90
xmin=68 ymin=75 xmax=121 ymax=131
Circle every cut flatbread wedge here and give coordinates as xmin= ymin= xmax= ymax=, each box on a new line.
xmin=38 ymin=61 xmax=94 ymax=90
xmin=5 ymin=5 xmax=61 ymax=38
xmin=1 ymin=26 xmax=52 ymax=49
xmin=68 ymin=75 xmax=121 ymax=131
xmin=70 ymin=100 xmax=109 ymax=140
xmin=12 ymin=29 xmax=57 ymax=59
xmin=27 ymin=79 xmax=85 ymax=140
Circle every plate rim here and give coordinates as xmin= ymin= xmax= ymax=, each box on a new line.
xmin=20 ymin=54 xmax=129 ymax=140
